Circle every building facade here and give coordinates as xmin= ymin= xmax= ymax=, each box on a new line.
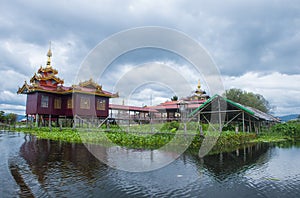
xmin=17 ymin=47 xmax=118 ymax=126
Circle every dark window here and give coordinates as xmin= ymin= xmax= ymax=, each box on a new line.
xmin=97 ymin=99 xmax=106 ymax=110
xmin=41 ymin=95 xmax=49 ymax=108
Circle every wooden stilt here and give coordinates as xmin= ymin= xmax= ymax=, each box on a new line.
xmin=49 ymin=114 xmax=52 ymax=131
xmin=35 ymin=114 xmax=39 ymax=127
xmin=242 ymin=112 xmax=245 ymax=132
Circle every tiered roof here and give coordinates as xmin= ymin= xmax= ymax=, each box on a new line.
xmin=17 ymin=47 xmax=118 ymax=98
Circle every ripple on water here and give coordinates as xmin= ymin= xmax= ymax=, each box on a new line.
xmin=2 ymin=131 xmax=300 ymax=198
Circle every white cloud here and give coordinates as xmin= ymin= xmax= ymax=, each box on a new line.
xmin=0 ymin=104 xmax=26 ymax=115
xmin=0 ymin=91 xmax=26 ymax=105
xmin=0 ymin=70 xmax=28 ymax=91
xmin=223 ymin=72 xmax=300 ymax=116
xmin=0 ymin=0 xmax=299 ymax=116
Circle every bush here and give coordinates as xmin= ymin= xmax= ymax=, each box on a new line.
xmin=271 ymin=121 xmax=300 ymax=137
xmin=161 ymin=121 xmax=179 ymax=132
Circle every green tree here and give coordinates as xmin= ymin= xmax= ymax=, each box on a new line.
xmin=223 ymin=88 xmax=271 ymax=113
xmin=171 ymin=95 xmax=178 ymax=101
xmin=5 ymin=113 xmax=17 ymax=125
xmin=0 ymin=111 xmax=5 ymax=123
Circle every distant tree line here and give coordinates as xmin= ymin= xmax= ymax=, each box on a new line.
xmin=170 ymin=89 xmax=272 ymax=113
xmin=0 ymin=111 xmax=18 ymax=125
xmin=223 ymin=88 xmax=271 ymax=113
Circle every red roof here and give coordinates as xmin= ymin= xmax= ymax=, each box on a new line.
xmin=109 ymin=104 xmax=158 ymax=113
xmin=149 ymin=100 xmax=206 ymax=111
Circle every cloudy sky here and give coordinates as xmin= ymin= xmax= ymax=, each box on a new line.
xmin=0 ymin=0 xmax=299 ymax=116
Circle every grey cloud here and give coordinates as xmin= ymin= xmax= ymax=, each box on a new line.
xmin=0 ymin=0 xmax=299 ymax=115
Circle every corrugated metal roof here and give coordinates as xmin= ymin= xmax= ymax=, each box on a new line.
xmin=189 ymin=94 xmax=279 ymax=122
xmin=246 ymin=106 xmax=279 ymax=122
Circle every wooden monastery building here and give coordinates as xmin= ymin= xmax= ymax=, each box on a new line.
xmin=17 ymin=47 xmax=279 ymax=132
xmin=17 ymin=47 xmax=118 ymax=127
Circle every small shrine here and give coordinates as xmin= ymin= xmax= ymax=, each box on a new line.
xmin=17 ymin=46 xmax=118 ymax=127
xmin=183 ymin=80 xmax=210 ymax=101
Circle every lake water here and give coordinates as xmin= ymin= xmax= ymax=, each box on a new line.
xmin=1 ymin=131 xmax=300 ymax=198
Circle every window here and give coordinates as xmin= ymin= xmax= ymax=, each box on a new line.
xmin=41 ymin=95 xmax=49 ymax=108
xmin=80 ymin=97 xmax=90 ymax=109
xmin=54 ymin=97 xmax=61 ymax=109
xmin=97 ymin=99 xmax=106 ymax=110
xmin=67 ymin=98 xmax=73 ymax=109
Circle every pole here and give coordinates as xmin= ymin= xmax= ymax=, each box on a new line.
xmin=35 ymin=114 xmax=39 ymax=127
xmin=242 ymin=112 xmax=245 ymax=132
xmin=218 ymin=98 xmax=222 ymax=132
xmin=48 ymin=114 xmax=52 ymax=131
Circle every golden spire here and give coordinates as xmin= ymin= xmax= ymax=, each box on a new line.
xmin=197 ymin=79 xmax=201 ymax=90
xmin=46 ymin=41 xmax=52 ymax=68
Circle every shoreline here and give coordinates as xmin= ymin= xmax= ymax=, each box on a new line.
xmin=12 ymin=126 xmax=297 ymax=155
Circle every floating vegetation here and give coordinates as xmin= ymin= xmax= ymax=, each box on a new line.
xmin=264 ymin=177 xmax=281 ymax=181
xmin=14 ymin=121 xmax=300 ymax=155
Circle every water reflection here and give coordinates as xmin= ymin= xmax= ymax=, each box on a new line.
xmin=1 ymin=131 xmax=300 ymax=197
xmin=202 ymin=143 xmax=271 ymax=181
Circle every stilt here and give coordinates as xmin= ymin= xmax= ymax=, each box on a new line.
xmin=49 ymin=114 xmax=52 ymax=131
xmin=242 ymin=112 xmax=245 ymax=132
xmin=35 ymin=114 xmax=39 ymax=127
xmin=249 ymin=118 xmax=252 ymax=132
xmin=73 ymin=115 xmax=76 ymax=129
xmin=26 ymin=114 xmax=28 ymax=128
xmin=199 ymin=124 xmax=203 ymax=136
xmin=218 ymin=98 xmax=222 ymax=132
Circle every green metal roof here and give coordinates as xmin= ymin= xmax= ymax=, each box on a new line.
xmin=223 ymin=97 xmax=254 ymax=115
xmin=188 ymin=94 xmax=255 ymax=118
xmin=188 ymin=94 xmax=218 ymax=117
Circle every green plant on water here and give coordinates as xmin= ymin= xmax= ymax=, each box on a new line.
xmin=161 ymin=121 xmax=179 ymax=132
xmin=12 ymin=120 xmax=300 ymax=154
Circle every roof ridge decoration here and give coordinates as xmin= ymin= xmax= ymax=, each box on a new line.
xmin=78 ymin=78 xmax=103 ymax=91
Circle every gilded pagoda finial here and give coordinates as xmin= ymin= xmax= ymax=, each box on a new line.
xmin=46 ymin=41 xmax=52 ymax=68
xmin=197 ymin=79 xmax=201 ymax=90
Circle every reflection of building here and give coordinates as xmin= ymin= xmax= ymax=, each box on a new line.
xmin=19 ymin=136 xmax=105 ymax=185
xmin=202 ymin=143 xmax=271 ymax=180
xmin=17 ymin=47 xmax=118 ymax=126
